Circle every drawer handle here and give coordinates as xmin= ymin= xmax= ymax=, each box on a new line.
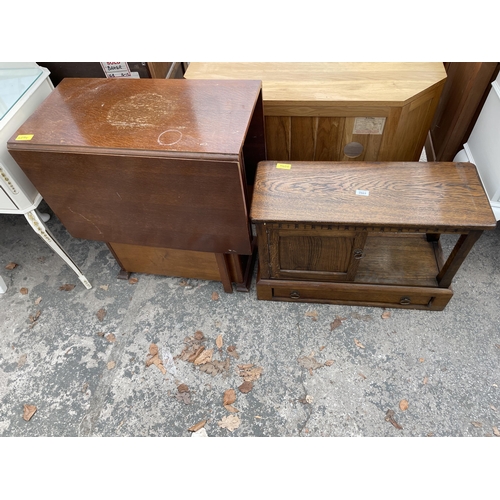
xmin=399 ymin=296 xmax=411 ymax=305
xmin=290 ymin=291 xmax=300 ymax=299
xmin=354 ymin=249 xmax=364 ymax=259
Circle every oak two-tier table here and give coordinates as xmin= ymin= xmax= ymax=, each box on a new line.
xmin=250 ymin=161 xmax=496 ymax=310
xmin=7 ymin=78 xmax=266 ymax=292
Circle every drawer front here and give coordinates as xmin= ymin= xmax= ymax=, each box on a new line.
xmin=257 ymin=278 xmax=453 ymax=310
xmin=268 ymin=228 xmax=367 ymax=282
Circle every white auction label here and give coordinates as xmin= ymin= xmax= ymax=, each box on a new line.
xmin=100 ymin=62 xmax=132 ymax=78
xmin=356 ymin=189 xmax=370 ymax=196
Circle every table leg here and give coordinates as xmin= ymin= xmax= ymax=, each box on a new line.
xmin=0 ymin=275 xmax=6 ymax=294
xmin=215 ymin=253 xmax=233 ymax=293
xmin=233 ymin=240 xmax=257 ymax=292
xmin=24 ymin=209 xmax=92 ymax=289
xmin=426 ymin=233 xmax=440 ymax=242
xmin=104 ymin=243 xmax=131 ymax=280
xmin=437 ymin=230 xmax=483 ymax=288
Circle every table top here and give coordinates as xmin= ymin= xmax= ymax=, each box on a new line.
xmin=250 ymin=161 xmax=497 ymax=231
xmin=7 ymin=78 xmax=262 ymax=159
xmin=184 ymin=63 xmax=447 ymax=107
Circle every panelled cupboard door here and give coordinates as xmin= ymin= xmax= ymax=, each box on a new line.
xmin=267 ymin=228 xmax=367 ymax=281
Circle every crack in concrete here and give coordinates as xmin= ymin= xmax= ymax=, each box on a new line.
xmin=78 ymin=282 xmax=146 ymax=436
xmin=296 ymin=313 xmax=313 ymax=436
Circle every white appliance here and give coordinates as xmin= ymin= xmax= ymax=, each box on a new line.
xmin=0 ymin=63 xmax=91 ymax=292
xmin=454 ymin=72 xmax=500 ymax=221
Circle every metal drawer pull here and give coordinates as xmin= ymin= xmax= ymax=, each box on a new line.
xmin=399 ymin=296 xmax=411 ymax=305
xmin=290 ymin=291 xmax=300 ymax=299
xmin=354 ymin=249 xmax=364 ymax=259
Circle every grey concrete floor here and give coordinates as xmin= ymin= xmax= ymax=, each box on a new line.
xmin=1 ymin=201 xmax=500 ymax=439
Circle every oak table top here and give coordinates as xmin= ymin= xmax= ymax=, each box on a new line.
xmin=250 ymin=161 xmax=497 ymax=232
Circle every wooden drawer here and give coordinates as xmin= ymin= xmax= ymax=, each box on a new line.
xmin=256 ymin=276 xmax=453 ymax=311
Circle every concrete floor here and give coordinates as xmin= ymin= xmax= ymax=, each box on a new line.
xmin=1 ymin=201 xmax=500 ymax=438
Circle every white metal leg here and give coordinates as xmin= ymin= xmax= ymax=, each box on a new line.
xmin=0 ymin=275 xmax=6 ymax=293
xmin=24 ymin=209 xmax=92 ymax=289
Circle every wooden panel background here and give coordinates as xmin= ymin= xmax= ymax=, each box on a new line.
xmin=426 ymin=62 xmax=500 ymax=162
xmin=262 ymin=85 xmax=444 ymax=163
xmin=185 ymin=62 xmax=447 ymax=163
xmin=108 ymin=242 xmax=222 ymax=280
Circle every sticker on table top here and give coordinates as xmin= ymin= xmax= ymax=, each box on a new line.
xmin=15 ymin=134 xmax=34 ymax=141
xmin=353 ymin=117 xmax=386 ymax=135
xmin=356 ymin=189 xmax=369 ymax=196
xmin=276 ymin=163 xmax=292 ymax=170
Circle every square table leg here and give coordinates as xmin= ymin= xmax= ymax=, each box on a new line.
xmin=437 ymin=230 xmax=483 ymax=288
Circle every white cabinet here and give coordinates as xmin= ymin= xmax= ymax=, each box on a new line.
xmin=0 ymin=64 xmax=50 ymax=212
xmin=0 ymin=185 xmax=16 ymax=210
xmin=0 ymin=63 xmax=91 ymax=292
xmin=454 ymin=73 xmax=500 ymax=221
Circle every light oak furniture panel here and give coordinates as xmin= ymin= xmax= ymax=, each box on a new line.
xmin=250 ymin=161 xmax=496 ymax=310
xmin=185 ymin=63 xmax=447 ymax=162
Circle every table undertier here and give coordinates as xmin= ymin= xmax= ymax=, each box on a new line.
xmin=350 ymin=233 xmax=442 ymax=287
xmin=272 ymin=232 xmax=442 ymax=287
xmin=256 ymin=233 xmax=453 ymax=310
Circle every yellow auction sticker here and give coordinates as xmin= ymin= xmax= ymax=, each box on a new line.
xmin=276 ymin=163 xmax=291 ymax=170
xmin=15 ymin=134 xmax=34 ymax=141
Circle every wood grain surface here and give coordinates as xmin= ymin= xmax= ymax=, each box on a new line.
xmin=256 ymin=276 xmax=453 ymax=310
xmin=185 ymin=63 xmax=446 ymax=106
xmin=185 ymin=63 xmax=446 ymax=163
xmin=269 ymin=229 xmax=368 ymax=282
xmin=8 ymin=78 xmax=263 ymax=158
xmin=9 ymin=150 xmax=252 ymax=254
xmin=427 ymin=62 xmax=500 ymax=161
xmin=250 ymin=161 xmax=496 ymax=230
xmin=8 ymin=78 xmax=265 ymax=256
xmin=108 ymin=242 xmax=222 ymax=280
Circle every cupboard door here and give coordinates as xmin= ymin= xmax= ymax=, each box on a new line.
xmin=269 ymin=229 xmax=367 ymax=282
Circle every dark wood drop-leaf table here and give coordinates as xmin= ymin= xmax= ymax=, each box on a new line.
xmin=7 ymin=78 xmax=266 ymax=292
